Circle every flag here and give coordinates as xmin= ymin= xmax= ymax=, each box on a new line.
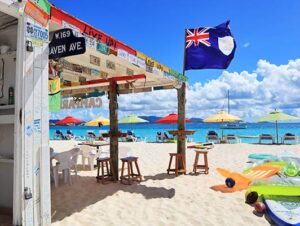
xmin=184 ymin=21 xmax=236 ymax=70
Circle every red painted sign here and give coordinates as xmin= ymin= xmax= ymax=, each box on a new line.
xmin=51 ymin=6 xmax=136 ymax=55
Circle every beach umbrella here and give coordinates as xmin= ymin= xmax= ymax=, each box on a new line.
xmin=156 ymin=113 xmax=191 ymax=124
xmin=85 ymin=115 xmax=110 ymax=126
xmin=55 ymin=116 xmax=83 ymax=126
xmin=256 ymin=109 xmax=299 ymax=144
xmin=119 ymin=115 xmax=149 ymax=124
xmin=119 ymin=115 xmax=149 ymax=131
xmin=203 ymin=111 xmax=241 ymax=137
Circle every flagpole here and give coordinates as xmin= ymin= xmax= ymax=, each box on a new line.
xmin=182 ymin=28 xmax=187 ymax=77
xmin=177 ymin=29 xmax=187 ymax=170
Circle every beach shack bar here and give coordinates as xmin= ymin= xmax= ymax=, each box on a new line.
xmin=49 ymin=5 xmax=187 ymax=180
xmin=0 ymin=0 xmax=51 ymax=225
xmin=0 ymin=0 xmax=187 ymax=225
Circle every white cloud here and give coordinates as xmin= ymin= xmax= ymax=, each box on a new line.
xmin=51 ymin=59 xmax=300 ymax=122
xmin=243 ymin=42 xmax=250 ymax=48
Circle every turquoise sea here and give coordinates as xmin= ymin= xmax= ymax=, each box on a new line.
xmin=50 ymin=122 xmax=300 ymax=144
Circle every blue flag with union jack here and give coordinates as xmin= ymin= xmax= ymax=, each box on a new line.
xmin=184 ymin=21 xmax=236 ymax=70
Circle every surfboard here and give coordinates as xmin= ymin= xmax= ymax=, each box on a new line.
xmin=263 ymin=195 xmax=300 ymax=226
xmin=249 ymin=176 xmax=300 ymax=196
xmin=248 ymin=153 xmax=277 ymax=161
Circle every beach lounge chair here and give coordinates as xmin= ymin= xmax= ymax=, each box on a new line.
xmin=156 ymin=132 xmax=167 ymax=142
xmin=156 ymin=132 xmax=175 ymax=143
xmin=222 ymin=134 xmax=240 ymax=143
xmin=86 ymin=130 xmax=97 ymax=141
xmin=206 ymin=131 xmax=219 ymax=143
xmin=281 ymin=133 xmax=298 ymax=144
xmin=126 ymin=130 xmax=138 ymax=142
xmin=65 ymin=129 xmax=75 ymax=140
xmin=259 ymin=134 xmax=274 ymax=144
xmin=54 ymin=130 xmax=66 ymax=140
xmin=52 ymin=148 xmax=80 ymax=187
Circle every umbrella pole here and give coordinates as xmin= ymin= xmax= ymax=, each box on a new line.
xmin=276 ymin=120 xmax=278 ymax=144
xmin=221 ymin=121 xmax=224 ymax=138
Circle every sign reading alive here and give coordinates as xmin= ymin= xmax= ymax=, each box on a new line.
xmin=49 ymin=28 xmax=86 ymax=59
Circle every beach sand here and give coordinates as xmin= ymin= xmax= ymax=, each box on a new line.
xmin=50 ymin=140 xmax=300 ymax=226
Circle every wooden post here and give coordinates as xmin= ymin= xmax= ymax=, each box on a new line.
xmin=177 ymin=82 xmax=186 ymax=168
xmin=109 ymin=81 xmax=119 ymax=180
xmin=177 ymin=28 xmax=187 ymax=168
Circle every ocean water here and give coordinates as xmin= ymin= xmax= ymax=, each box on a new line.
xmin=50 ymin=122 xmax=300 ymax=144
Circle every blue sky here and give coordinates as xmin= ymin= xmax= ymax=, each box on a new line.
xmin=49 ymin=0 xmax=300 ymax=121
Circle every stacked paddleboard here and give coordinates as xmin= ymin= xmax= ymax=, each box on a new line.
xmin=263 ymin=195 xmax=300 ymax=226
xmin=247 ymin=153 xmax=300 ymax=226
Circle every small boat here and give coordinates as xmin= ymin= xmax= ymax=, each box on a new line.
xmin=220 ymin=90 xmax=247 ymax=129
xmin=221 ymin=122 xmax=247 ymax=129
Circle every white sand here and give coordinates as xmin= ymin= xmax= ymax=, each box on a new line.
xmin=50 ymin=140 xmax=300 ymax=226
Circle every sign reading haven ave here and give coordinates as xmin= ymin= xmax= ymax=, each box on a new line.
xmin=49 ymin=28 xmax=86 ymax=59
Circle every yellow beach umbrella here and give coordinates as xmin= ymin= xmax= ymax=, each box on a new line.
xmin=203 ymin=111 xmax=241 ymax=137
xmin=85 ymin=115 xmax=110 ymax=126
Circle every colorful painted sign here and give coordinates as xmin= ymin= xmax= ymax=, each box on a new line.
xmin=51 ymin=6 xmax=136 ymax=55
xmin=26 ymin=22 xmax=49 ymax=42
xmin=50 ymin=6 xmax=187 ymax=83
xmin=49 ymin=28 xmax=86 ymax=59
xmin=61 ymin=97 xmax=103 ymax=109
xmin=90 ymin=55 xmax=100 ymax=66
xmin=25 ymin=1 xmax=49 ymax=27
xmin=31 ymin=0 xmax=51 ymax=14
xmin=97 ymin=42 xmax=109 ymax=55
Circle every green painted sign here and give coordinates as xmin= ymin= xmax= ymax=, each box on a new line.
xmin=32 ymin=0 xmax=51 ymax=14
xmin=97 ymin=42 xmax=110 ymax=55
xmin=169 ymin=68 xmax=187 ymax=82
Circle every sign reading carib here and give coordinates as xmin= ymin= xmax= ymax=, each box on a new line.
xmin=49 ymin=28 xmax=86 ymax=59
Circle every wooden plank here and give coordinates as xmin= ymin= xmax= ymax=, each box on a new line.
xmin=23 ymin=15 xmax=35 ymax=226
xmin=33 ymin=45 xmax=42 ymax=225
xmin=13 ymin=15 xmax=25 ymax=226
xmin=40 ymin=28 xmax=51 ymax=225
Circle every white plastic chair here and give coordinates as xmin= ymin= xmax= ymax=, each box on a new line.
xmin=52 ymin=148 xmax=80 ymax=187
xmin=79 ymin=145 xmax=97 ymax=171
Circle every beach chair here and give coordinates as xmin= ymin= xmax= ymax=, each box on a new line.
xmin=52 ymin=148 xmax=80 ymax=187
xmin=206 ymin=131 xmax=219 ymax=143
xmin=223 ymin=134 xmax=240 ymax=143
xmin=125 ymin=130 xmax=138 ymax=142
xmin=259 ymin=134 xmax=274 ymax=144
xmin=86 ymin=130 xmax=97 ymax=141
xmin=281 ymin=133 xmax=298 ymax=144
xmin=156 ymin=132 xmax=174 ymax=143
xmin=65 ymin=129 xmax=75 ymax=140
xmin=53 ymin=130 xmax=66 ymax=140
xmin=156 ymin=132 xmax=168 ymax=142
xmin=79 ymin=145 xmax=97 ymax=170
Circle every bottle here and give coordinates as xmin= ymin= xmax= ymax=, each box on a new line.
xmin=8 ymin=86 xmax=14 ymax=105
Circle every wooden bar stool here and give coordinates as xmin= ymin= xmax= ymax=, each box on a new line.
xmin=167 ymin=153 xmax=186 ymax=176
xmin=120 ymin=157 xmax=142 ymax=185
xmin=193 ymin=150 xmax=209 ymax=174
xmin=96 ymin=157 xmax=116 ymax=184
